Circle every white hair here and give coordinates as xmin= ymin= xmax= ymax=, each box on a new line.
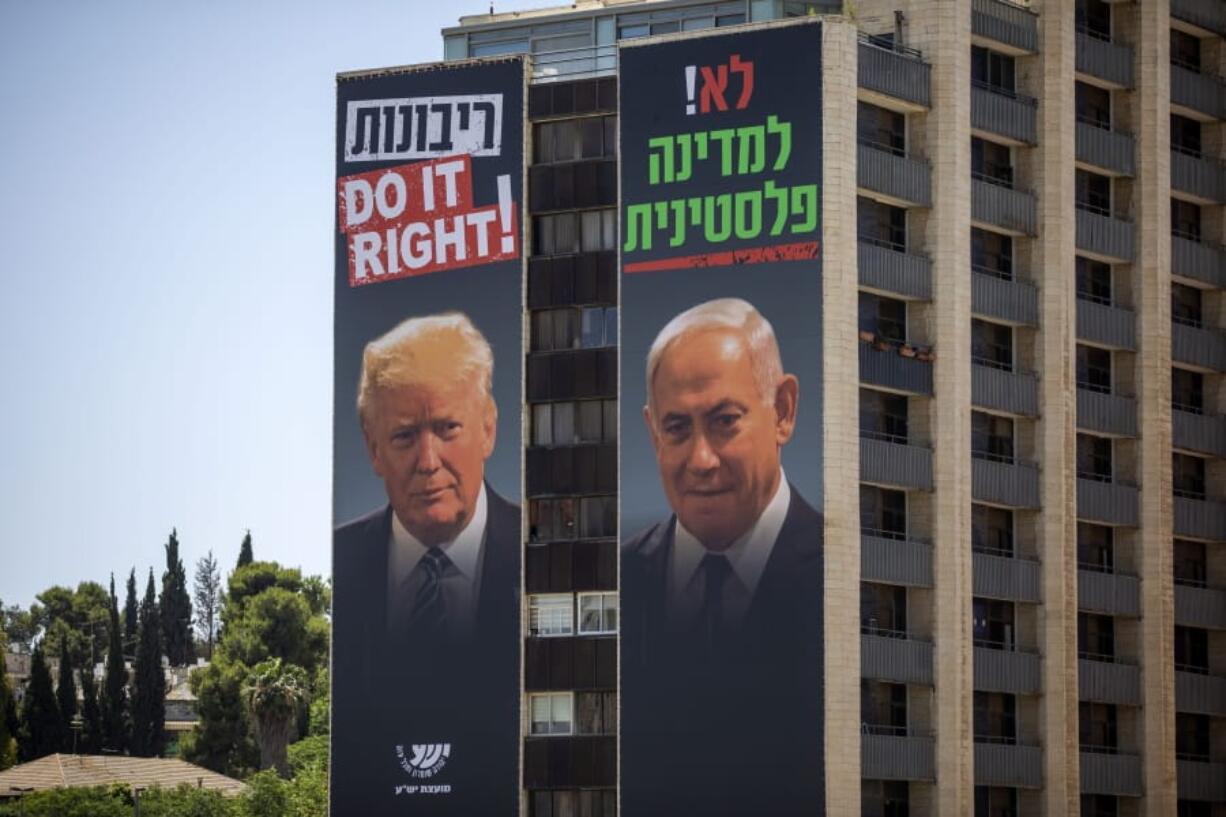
xmin=357 ymin=311 xmax=493 ymax=427
xmin=645 ymin=298 xmax=783 ymax=415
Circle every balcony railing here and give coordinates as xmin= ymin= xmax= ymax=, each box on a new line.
xmin=1174 ymin=494 xmax=1226 ymax=542
xmin=1176 ymin=670 xmax=1226 ymax=717
xmin=973 ymin=551 xmax=1042 ymax=603
xmin=972 ymin=454 xmax=1040 ymax=508
xmin=1076 ymin=388 xmax=1138 ymax=438
xmin=1075 ymin=206 xmax=1136 ymax=262
xmin=1082 ymin=751 xmax=1144 ymax=797
xmin=972 ymin=362 xmax=1039 ymax=417
xmin=858 ymin=239 xmax=933 ymax=300
xmin=862 ymin=632 xmax=934 ymax=686
xmin=971 ymin=82 xmax=1038 ymax=145
xmin=862 ymin=532 xmax=934 ymax=588
xmin=1079 ymin=657 xmax=1143 ymax=706
xmin=1075 ymin=120 xmax=1135 ymax=176
xmin=1177 ymin=759 xmax=1226 ymax=802
xmin=1172 ymin=0 xmax=1226 ymax=36
xmin=972 ymin=268 xmax=1039 ymax=326
xmin=860 ymin=341 xmax=934 ymax=395
xmin=1172 ymin=233 xmax=1226 ymax=289
xmin=1175 ymin=581 xmax=1226 ymax=629
xmin=1075 ymin=30 xmax=1134 ymax=89
xmin=1077 ymin=477 xmax=1140 ymax=527
xmin=858 ymin=37 xmax=932 ymax=109
xmin=974 ymin=644 xmax=1042 ymax=694
xmin=1173 ymin=408 xmax=1226 ymax=458
xmin=972 ymin=176 xmax=1038 ymax=235
xmin=1076 ymin=297 xmax=1136 ymax=350
xmin=975 ymin=741 xmax=1043 ymax=789
xmin=1172 ymin=320 xmax=1226 ymax=372
xmin=858 ymin=142 xmax=932 ymax=207
xmin=1172 ymin=148 xmax=1226 ymax=204
xmin=1171 ymin=64 xmax=1226 ymax=121
xmin=1078 ymin=568 xmax=1141 ymax=618
xmin=862 ymin=731 xmax=936 ymax=782
xmin=972 ymin=0 xmax=1039 ymax=53
xmin=528 ymin=43 xmax=618 ymax=84
xmin=861 ymin=435 xmax=934 ymax=491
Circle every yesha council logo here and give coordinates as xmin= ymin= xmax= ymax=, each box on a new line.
xmin=396 ymin=743 xmax=451 ymax=780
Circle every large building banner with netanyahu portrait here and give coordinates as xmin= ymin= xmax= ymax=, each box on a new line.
xmin=618 ymin=21 xmax=825 ymax=816
xmin=331 ymin=57 xmax=524 ymax=816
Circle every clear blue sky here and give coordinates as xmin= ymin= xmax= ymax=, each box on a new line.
xmin=0 ymin=0 xmax=552 ymax=609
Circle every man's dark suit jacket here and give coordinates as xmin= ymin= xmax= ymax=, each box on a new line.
xmin=621 ymin=485 xmax=824 ymax=817
xmin=330 ymin=485 xmax=520 ymax=816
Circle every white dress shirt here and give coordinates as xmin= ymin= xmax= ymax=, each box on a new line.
xmin=386 ymin=484 xmax=487 ymax=638
xmin=667 ymin=471 xmax=791 ymax=629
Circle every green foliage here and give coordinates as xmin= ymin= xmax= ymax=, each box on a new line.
xmin=223 ymin=563 xmax=302 ymax=626
xmin=123 ymin=569 xmax=139 ymax=650
xmin=160 ymin=529 xmax=195 ymax=667
xmin=18 ymin=645 xmax=61 ymax=762
xmin=99 ymin=578 xmax=130 ymax=754
xmin=0 ymin=634 xmax=17 ymax=769
xmin=284 ymin=763 xmax=328 ymax=817
xmin=2 ymin=603 xmax=38 ymax=652
xmin=194 ymin=550 xmax=222 ymax=660
xmin=77 ymin=667 xmax=102 ymax=755
xmin=243 ymin=659 xmax=308 ymax=777
xmin=299 ymin=576 xmax=331 ymax=617
xmin=30 ymin=582 xmax=110 ymax=667
xmin=236 ymin=531 xmax=254 ymax=570
xmin=55 ymin=637 xmax=77 ymax=752
xmin=134 ymin=784 xmax=236 ymax=817
xmin=182 ymin=658 xmax=257 ymax=777
xmin=237 ymin=771 xmax=287 ymax=817
xmin=130 ymin=572 xmax=166 ymax=758
xmin=286 ymin=734 xmax=328 ymax=776
xmin=0 ymin=785 xmax=130 ymax=817
xmin=222 ymin=589 xmax=323 ymax=673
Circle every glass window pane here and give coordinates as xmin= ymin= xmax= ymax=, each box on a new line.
xmin=578 ymin=400 xmax=603 ymax=441
xmin=553 ymin=401 xmax=576 ymax=445
xmin=580 ymin=306 xmax=603 ymax=348
xmin=604 ymin=307 xmax=618 ymax=346
xmin=533 ymin=403 xmax=553 ymax=445
xmin=603 ymin=400 xmax=618 ymax=442
xmin=601 ymin=209 xmax=616 ymax=250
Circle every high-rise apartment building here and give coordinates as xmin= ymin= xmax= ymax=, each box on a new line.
xmin=436 ymin=1 xmax=1226 ymax=814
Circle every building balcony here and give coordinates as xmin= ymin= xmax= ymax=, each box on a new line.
xmin=1172 ymin=149 xmax=1226 ymax=205
xmin=519 ymin=43 xmax=617 ymax=85
xmin=1176 ymin=582 xmax=1226 ymax=630
xmin=858 ymin=142 xmax=932 ymax=207
xmin=1079 ymin=657 xmax=1142 ymax=706
xmin=974 ymin=644 xmax=1042 ymax=694
xmin=1173 ymin=408 xmax=1226 ymax=458
xmin=1174 ymin=494 xmax=1226 ymax=542
xmin=1075 ymin=120 xmax=1135 ymax=176
xmin=973 ymin=551 xmax=1042 ymax=603
xmin=972 ymin=454 xmax=1041 ymax=508
xmin=1172 ymin=64 xmax=1226 ymax=122
xmin=1075 ymin=31 xmax=1134 ymax=89
xmin=1176 ymin=670 xmax=1226 ymax=717
xmin=862 ymin=532 xmax=934 ymax=588
xmin=1082 ymin=751 xmax=1144 ymax=797
xmin=972 ymin=362 xmax=1039 ymax=417
xmin=861 ymin=435 xmax=934 ymax=491
xmin=1078 ymin=568 xmax=1141 ymax=618
xmin=523 ymin=735 xmax=617 ymax=789
xmin=858 ymin=37 xmax=932 ymax=110
xmin=972 ymin=176 xmax=1038 ymax=236
xmin=1077 ymin=477 xmax=1140 ymax=527
xmin=859 ymin=239 xmax=933 ymax=301
xmin=862 ymin=731 xmax=936 ymax=782
xmin=862 ymin=632 xmax=934 ymax=686
xmin=1178 ymin=759 xmax=1226 ymax=802
xmin=971 ymin=83 xmax=1038 ymax=146
xmin=972 ymin=0 xmax=1039 ymax=54
xmin=972 ymin=268 xmax=1039 ymax=326
xmin=975 ymin=741 xmax=1043 ymax=789
xmin=1172 ymin=320 xmax=1226 ymax=373
xmin=1076 ymin=298 xmax=1136 ymax=351
xmin=859 ymin=341 xmax=934 ymax=395
xmin=1077 ymin=388 xmax=1138 ymax=438
xmin=1172 ymin=0 xmax=1226 ymax=37
xmin=1075 ymin=206 xmax=1135 ymax=262
xmin=1172 ymin=234 xmax=1226 ymax=289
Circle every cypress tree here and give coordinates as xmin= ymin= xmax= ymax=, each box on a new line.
xmin=99 ymin=575 xmax=129 ymax=753
xmin=236 ymin=530 xmax=254 ymax=569
xmin=78 ymin=667 xmax=102 ymax=755
xmin=131 ymin=571 xmax=166 ymax=758
xmin=18 ymin=645 xmax=61 ymax=761
xmin=0 ymin=650 xmax=17 ymax=768
xmin=160 ymin=529 xmax=194 ymax=666
xmin=123 ymin=569 xmax=139 ymax=652
xmin=55 ymin=637 xmax=77 ymax=752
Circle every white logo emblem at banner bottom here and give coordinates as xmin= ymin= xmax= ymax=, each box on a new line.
xmin=397 ymin=743 xmax=451 ymax=779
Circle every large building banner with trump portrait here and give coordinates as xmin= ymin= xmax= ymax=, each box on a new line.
xmin=331 ymin=57 xmax=524 ymax=815
xmin=618 ymin=21 xmax=825 ymax=816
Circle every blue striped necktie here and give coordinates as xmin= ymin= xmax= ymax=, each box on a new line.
xmin=406 ymin=547 xmax=449 ymax=640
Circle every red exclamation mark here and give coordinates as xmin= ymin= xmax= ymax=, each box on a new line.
xmin=685 ymin=65 xmax=697 ymax=115
xmin=497 ymin=174 xmax=515 ymax=254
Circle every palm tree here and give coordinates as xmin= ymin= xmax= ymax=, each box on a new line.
xmin=242 ymin=658 xmax=308 ymax=778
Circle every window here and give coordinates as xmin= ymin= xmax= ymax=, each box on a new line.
xmin=1081 ymin=794 xmax=1119 ymax=817
xmin=972 ymin=504 xmax=1014 ymax=557
xmin=975 ymin=786 xmax=1017 ymax=817
xmin=971 ymin=46 xmax=1016 ymax=92
xmin=972 ymin=597 xmax=1015 ymax=649
xmin=1076 ymin=344 xmax=1112 ymax=394
xmin=1177 ymin=713 xmax=1210 ymax=761
xmin=972 ymin=229 xmax=1014 ymax=280
xmin=858 ymin=102 xmax=906 ymax=155
xmin=471 ymin=38 xmax=529 ymax=57
xmin=1079 ymin=702 xmax=1118 ymax=752
xmin=533 ymin=115 xmax=616 ymax=164
xmin=1076 ymin=81 xmax=1112 ymax=128
xmin=1171 ymin=114 xmax=1202 ymax=157
xmin=528 ymin=496 xmax=614 ymax=542
xmin=1077 ymin=434 xmax=1113 ymax=481
xmin=860 ymin=389 xmax=909 ymax=443
xmin=579 ymin=496 xmax=616 ymax=539
xmin=1076 ymin=0 xmax=1112 ymax=39
xmin=861 ymin=582 xmax=907 ymax=636
xmin=1075 ymin=169 xmax=1112 ymax=215
xmin=859 ymin=293 xmax=907 ymax=343
xmin=1172 ymin=368 xmax=1204 ymax=413
xmin=533 ymin=210 xmax=616 ymax=256
xmin=1175 ymin=626 xmax=1210 ymax=673
xmin=972 ymin=411 xmax=1015 ymax=463
xmin=971 ymin=137 xmax=1013 ymax=187
xmin=531 ymin=309 xmax=616 ymax=352
xmin=1078 ymin=612 xmax=1116 ymax=660
xmin=860 ymin=486 xmax=907 ymax=540
xmin=1171 ymin=198 xmax=1202 ymax=241
xmin=1171 ymin=28 xmax=1201 ymax=72
xmin=532 ymin=399 xmax=616 ymax=445
xmin=579 ymin=306 xmax=617 ymax=348
xmin=862 ymin=780 xmax=910 ymax=817
xmin=529 ymin=692 xmax=573 ymax=735
xmin=1076 ymin=256 xmax=1113 ymax=305
xmin=578 ymin=592 xmax=618 ymax=634
xmin=575 ymin=691 xmax=617 ymax=734
xmin=1078 ymin=523 xmax=1115 ymax=572
xmin=529 ymin=594 xmax=575 ymax=637
xmin=1172 ymin=283 xmax=1204 ymax=328
xmin=1173 ymin=453 xmax=1207 ymax=500
xmin=861 ymin=681 xmax=908 ymax=735
xmin=1174 ymin=539 xmax=1207 ymax=587
xmin=974 ymin=692 xmax=1017 ymax=743
xmin=857 ymin=197 xmax=907 ymax=251
xmin=971 ymin=319 xmax=1013 ymax=371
